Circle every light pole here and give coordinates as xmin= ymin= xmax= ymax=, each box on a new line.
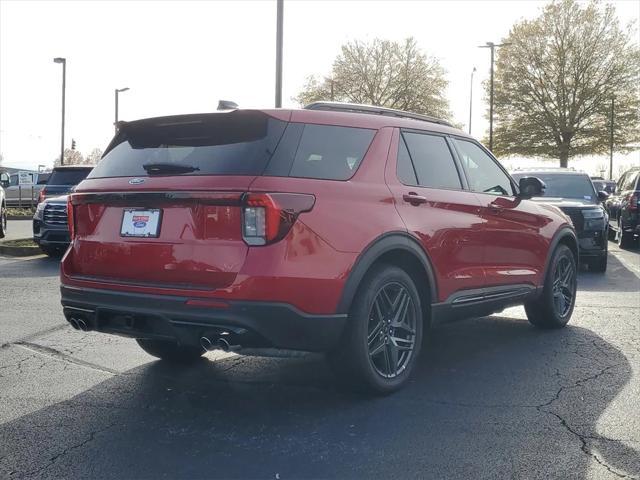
xmin=275 ymin=0 xmax=284 ymax=107
xmin=609 ymin=95 xmax=615 ymax=180
xmin=478 ymin=42 xmax=510 ymax=151
xmin=469 ymin=67 xmax=476 ymax=135
xmin=114 ymin=87 xmax=130 ymax=134
xmin=53 ymin=57 xmax=66 ymax=165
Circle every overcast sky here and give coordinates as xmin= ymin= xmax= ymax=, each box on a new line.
xmin=1 ymin=0 xmax=638 ymax=171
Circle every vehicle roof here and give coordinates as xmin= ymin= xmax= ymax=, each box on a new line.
xmin=121 ymin=108 xmax=470 ymax=139
xmin=53 ymin=165 xmax=95 ymax=170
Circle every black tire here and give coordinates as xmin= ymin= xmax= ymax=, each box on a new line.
xmin=136 ymin=338 xmax=204 ymax=363
xmin=328 ymin=264 xmax=424 ymax=394
xmin=525 ymin=244 xmax=577 ymax=329
xmin=617 ymin=218 xmax=634 ymax=249
xmin=0 ymin=202 xmax=7 ymax=239
xmin=589 ymin=255 xmax=607 ymax=273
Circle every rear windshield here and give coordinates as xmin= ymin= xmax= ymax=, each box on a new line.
xmin=90 ymin=111 xmax=288 ymax=178
xmin=90 ymin=111 xmax=376 ymax=181
xmin=48 ymin=169 xmax=92 ymax=186
xmin=512 ymin=173 xmax=597 ymax=201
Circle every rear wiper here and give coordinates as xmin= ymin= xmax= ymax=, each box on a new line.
xmin=142 ymin=163 xmax=200 ymax=175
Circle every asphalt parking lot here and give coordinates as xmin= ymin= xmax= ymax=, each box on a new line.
xmin=0 ymin=234 xmax=638 ymax=479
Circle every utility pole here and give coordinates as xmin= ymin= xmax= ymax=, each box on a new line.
xmin=469 ymin=67 xmax=476 ymax=135
xmin=53 ymin=57 xmax=66 ymax=165
xmin=478 ymin=42 xmax=510 ymax=151
xmin=114 ymin=87 xmax=130 ymax=134
xmin=275 ymin=0 xmax=284 ymax=108
xmin=609 ymin=95 xmax=615 ymax=180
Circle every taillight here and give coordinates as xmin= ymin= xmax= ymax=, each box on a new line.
xmin=38 ymin=187 xmax=46 ymax=204
xmin=67 ymin=195 xmax=75 ymax=240
xmin=241 ymin=193 xmax=315 ymax=246
xmin=629 ymin=193 xmax=638 ymax=210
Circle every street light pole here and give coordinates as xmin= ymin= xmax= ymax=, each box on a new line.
xmin=114 ymin=87 xmax=130 ymax=134
xmin=275 ymin=0 xmax=284 ymax=108
xmin=609 ymin=95 xmax=615 ymax=180
xmin=53 ymin=57 xmax=66 ymax=165
xmin=478 ymin=42 xmax=510 ymax=151
xmin=469 ymin=67 xmax=476 ymax=135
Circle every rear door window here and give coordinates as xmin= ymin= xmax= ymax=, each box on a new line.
xmin=287 ymin=124 xmax=375 ymax=180
xmin=623 ymin=171 xmax=639 ymax=191
xmin=401 ymin=132 xmax=461 ymax=189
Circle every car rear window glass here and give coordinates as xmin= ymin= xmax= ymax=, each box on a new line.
xmin=47 ymin=169 xmax=91 ymax=185
xmin=512 ymin=173 xmax=596 ymax=200
xmin=89 ymin=111 xmax=288 ymax=178
xmin=402 ymin=132 xmax=461 ymax=189
xmin=287 ymin=124 xmax=375 ymax=180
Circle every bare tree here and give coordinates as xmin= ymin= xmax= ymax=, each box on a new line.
xmin=85 ymin=148 xmax=103 ymax=165
xmin=54 ymin=148 xmax=85 ymax=167
xmin=295 ymin=37 xmax=451 ymax=119
xmin=491 ymin=0 xmax=640 ymax=167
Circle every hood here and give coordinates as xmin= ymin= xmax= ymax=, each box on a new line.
xmin=528 ymin=197 xmax=598 ymax=208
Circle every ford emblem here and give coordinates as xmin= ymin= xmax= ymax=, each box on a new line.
xmin=129 ymin=178 xmax=145 ymax=185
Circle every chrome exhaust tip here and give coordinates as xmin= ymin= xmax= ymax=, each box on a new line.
xmin=76 ymin=319 xmax=89 ymax=332
xmin=69 ymin=318 xmax=80 ymax=330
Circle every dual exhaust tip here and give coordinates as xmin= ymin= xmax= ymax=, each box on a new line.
xmin=200 ymin=336 xmax=240 ymax=353
xmin=68 ymin=317 xmax=90 ymax=332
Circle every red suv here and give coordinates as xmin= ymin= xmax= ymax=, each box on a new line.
xmin=61 ymin=103 xmax=578 ymax=393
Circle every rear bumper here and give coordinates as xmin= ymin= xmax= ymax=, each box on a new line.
xmin=60 ymin=285 xmax=347 ymax=352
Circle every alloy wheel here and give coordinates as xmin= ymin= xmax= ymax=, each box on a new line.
xmin=367 ymin=281 xmax=417 ymax=378
xmin=552 ymin=256 xmax=575 ymax=318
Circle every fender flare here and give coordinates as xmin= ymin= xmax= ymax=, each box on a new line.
xmin=336 ymin=232 xmax=438 ymax=314
xmin=541 ymin=226 xmax=578 ymax=285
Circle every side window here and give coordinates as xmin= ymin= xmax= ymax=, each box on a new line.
xmin=616 ymin=173 xmax=627 ymax=193
xmin=453 ymin=139 xmax=514 ymax=196
xmin=9 ymin=175 xmax=19 ymax=187
xmin=397 ymin=136 xmax=418 ymax=185
xmin=401 ymin=132 xmax=461 ymax=189
xmin=288 ymin=124 xmax=375 ymax=180
xmin=623 ymin=171 xmax=638 ymax=191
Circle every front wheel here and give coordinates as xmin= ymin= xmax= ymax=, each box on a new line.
xmin=525 ymin=244 xmax=577 ymax=329
xmin=136 ymin=339 xmax=204 ymax=363
xmin=0 ymin=203 xmax=7 ymax=239
xmin=328 ymin=264 xmax=423 ymax=394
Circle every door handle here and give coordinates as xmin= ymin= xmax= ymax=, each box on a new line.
xmin=403 ymin=192 xmax=428 ymax=205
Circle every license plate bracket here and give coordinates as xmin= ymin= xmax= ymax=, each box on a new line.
xmin=120 ymin=209 xmax=162 ymax=238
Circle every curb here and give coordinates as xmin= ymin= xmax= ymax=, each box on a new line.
xmin=0 ymin=239 xmax=41 ymax=257
xmin=7 ymin=215 xmax=32 ymax=220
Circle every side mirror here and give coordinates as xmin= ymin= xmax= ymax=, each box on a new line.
xmin=518 ymin=176 xmax=545 ymax=198
xmin=597 ymin=190 xmax=609 ymax=202
xmin=0 ymin=172 xmax=9 ymax=189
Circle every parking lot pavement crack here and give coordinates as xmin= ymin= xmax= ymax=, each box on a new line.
xmin=537 ymin=363 xmax=632 ymax=478
xmin=21 ymin=422 xmax=118 ymax=478
xmin=11 ymin=342 xmax=120 ymax=376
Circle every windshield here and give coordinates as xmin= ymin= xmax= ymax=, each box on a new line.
xmin=90 ymin=111 xmax=287 ymax=178
xmin=47 ymin=169 xmax=92 ymax=186
xmin=513 ymin=173 xmax=597 ymax=202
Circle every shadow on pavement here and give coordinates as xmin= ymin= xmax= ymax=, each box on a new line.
xmin=0 ymin=254 xmax=60 ymax=278
xmin=578 ymin=252 xmax=639 ymax=292
xmin=0 ymin=316 xmax=637 ymax=478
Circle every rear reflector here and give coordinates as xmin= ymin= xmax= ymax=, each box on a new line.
xmin=241 ymin=193 xmax=315 ymax=246
xmin=67 ymin=195 xmax=75 ymax=241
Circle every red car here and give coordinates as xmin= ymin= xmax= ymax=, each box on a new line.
xmin=61 ymin=103 xmax=578 ymax=393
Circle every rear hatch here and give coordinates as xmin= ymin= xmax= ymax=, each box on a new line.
xmin=66 ymin=110 xmax=290 ymax=291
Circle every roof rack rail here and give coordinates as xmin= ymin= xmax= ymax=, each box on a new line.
xmin=304 ymin=101 xmax=453 ymax=127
